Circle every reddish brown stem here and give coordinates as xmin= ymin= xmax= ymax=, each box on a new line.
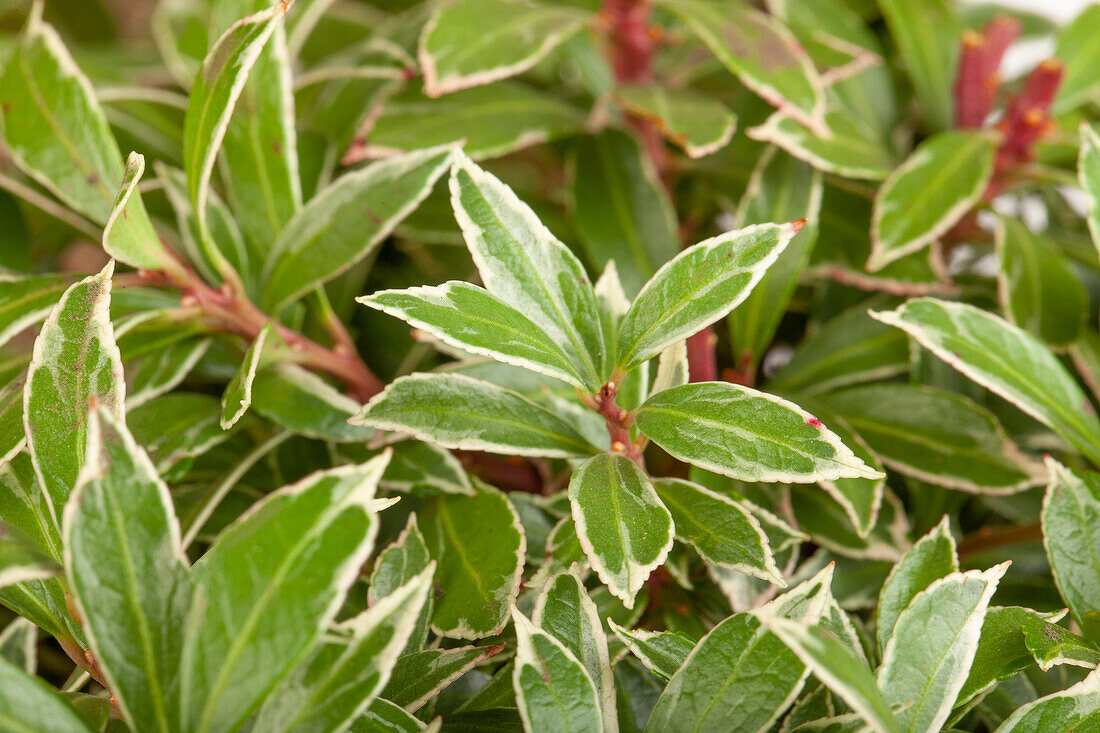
xmin=138 ymin=247 xmax=383 ymax=401
xmin=587 ymin=380 xmax=646 ymax=468
xmin=957 ymin=520 xmax=1042 ymax=559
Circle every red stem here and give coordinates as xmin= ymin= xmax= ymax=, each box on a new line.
xmin=138 ymin=247 xmax=383 ymax=401
xmin=953 ymin=15 xmax=1022 ymax=128
xmin=587 ymin=380 xmax=646 ymax=468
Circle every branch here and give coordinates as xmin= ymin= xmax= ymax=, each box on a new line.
xmin=957 ymin=520 xmax=1042 ymax=559
xmin=135 ymin=245 xmax=383 ymax=401
xmin=583 ymin=379 xmax=646 ymax=468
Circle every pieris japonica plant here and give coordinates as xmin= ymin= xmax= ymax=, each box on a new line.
xmin=1 ymin=0 xmax=1100 ymax=730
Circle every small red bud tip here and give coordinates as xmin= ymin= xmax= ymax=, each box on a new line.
xmin=789 ymin=218 xmax=808 ymax=233
xmin=961 ymin=29 xmax=985 ymax=49
xmin=611 ymin=441 xmax=626 ymax=452
xmin=617 ymin=409 xmax=629 ymax=422
xmin=805 ymin=417 xmax=823 ymax=428
xmin=1039 ymin=58 xmax=1063 ymax=73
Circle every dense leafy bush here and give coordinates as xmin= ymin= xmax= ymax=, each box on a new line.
xmin=2 ymin=0 xmax=1100 ymax=730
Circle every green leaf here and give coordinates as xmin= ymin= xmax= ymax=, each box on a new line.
xmin=127 ymin=337 xmax=213 ymax=410
xmin=1079 ymin=123 xmax=1100 ymax=254
xmin=825 ymin=384 xmax=1044 ymax=493
xmin=384 ymin=645 xmax=503 ymax=711
xmin=24 ymin=262 xmax=124 ymax=524
xmin=0 ymin=378 xmax=25 ymax=467
xmin=420 ymin=481 xmax=525 ymax=639
xmin=361 ymin=281 xmax=588 ymax=389
xmin=127 ymin=393 xmax=233 ymax=477
xmin=728 ymin=148 xmax=822 ymax=372
xmin=869 ymin=131 xmax=996 ymax=271
xmin=994 ymin=668 xmax=1100 ymax=732
xmin=660 ymin=0 xmax=825 ymax=135
xmin=100 ymin=152 xmax=169 ymax=269
xmin=0 ymin=522 xmax=59 ymax=589
xmin=567 ymin=129 xmax=680 ymax=298
xmin=252 ymin=566 xmax=435 ymax=733
xmin=419 ymin=0 xmax=588 ymax=96
xmin=0 ymin=6 xmax=124 ymax=225
xmin=614 ymin=86 xmax=736 ymax=159
xmin=616 ymin=221 xmax=802 ymax=372
xmin=533 ymin=571 xmax=616 ymax=731
xmin=569 ymin=454 xmax=674 ymax=609
xmin=0 ymin=655 xmax=93 ymax=733
xmin=645 ymin=566 xmax=833 ymax=732
xmin=652 ymin=478 xmax=780 ymax=583
xmin=0 ymin=617 xmax=36 ymax=673
xmin=1021 ymin=613 xmax=1100 ymax=671
xmin=381 ymin=442 xmax=474 ymax=498
xmin=63 ymin=407 xmax=190 ymax=733
xmin=209 ymin=1 xmax=301 ymax=256
xmin=353 ymin=373 xmax=597 ymax=459
xmin=636 ymin=382 xmax=881 ymax=483
xmin=512 ymin=608 xmax=604 ymax=733
xmin=958 ymin=607 xmax=1066 ymax=707
xmin=263 ymin=145 xmax=454 ymax=312
xmin=0 ymin=454 xmax=64 ymax=578
xmin=767 ymin=298 xmax=909 ymax=396
xmin=875 ymin=0 xmax=962 ymax=130
xmin=0 ymin=273 xmax=67 ymax=350
xmin=871 ymin=298 xmax=1100 ymax=466
xmin=220 ymin=323 xmax=280 ymax=430
xmin=1042 ymin=461 xmax=1100 ymax=638
xmin=369 ymin=514 xmax=433 ymax=654
xmin=358 ymin=82 xmax=584 ymax=161
xmin=759 ymin=615 xmax=902 ymax=733
xmin=996 ymin=217 xmax=1087 ymax=347
xmin=747 ymin=110 xmax=896 ymax=180
xmin=1052 ymin=6 xmax=1100 ymax=115
xmin=182 ymin=0 xmax=287 ymax=264
xmin=877 ymin=564 xmax=1008 ymax=733
xmin=250 ymin=364 xmax=374 ymax=443
xmin=181 ymin=456 xmax=388 ymax=733
xmin=451 ymin=150 xmax=607 ymax=389
xmin=352 ymin=698 xmax=427 ymax=732
xmin=876 ymin=516 xmax=958 ymax=657
xmin=608 ymin=620 xmax=694 ymax=681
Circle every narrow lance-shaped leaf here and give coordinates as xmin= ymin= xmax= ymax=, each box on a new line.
xmin=645 ymin=565 xmax=833 ymax=732
xmin=636 ymin=382 xmax=882 ymax=484
xmin=0 ymin=273 xmax=68 ymax=351
xmin=0 ymin=5 xmax=122 ymax=225
xmin=420 ymin=480 xmax=525 ymax=639
xmin=0 ymin=378 xmax=25 ymax=468
xmin=250 ymin=364 xmax=373 ymax=443
xmin=869 ymin=131 xmax=996 ymax=271
xmin=876 ymin=516 xmax=958 ymax=656
xmin=1042 ymin=460 xmax=1100 ymax=640
xmin=450 ymin=150 xmax=607 ymax=389
xmin=0 ymin=617 xmax=36 ymax=673
xmin=533 ymin=571 xmax=617 ymax=732
xmin=24 ymin=262 xmax=124 ymax=524
xmin=384 ymin=644 xmax=505 ymax=712
xmin=747 ymin=109 xmax=896 ymax=181
xmin=825 ymin=384 xmax=1044 ymax=494
xmin=369 ymin=514 xmax=433 ymax=654
xmin=180 ymin=455 xmax=388 ymax=733
xmin=182 ymin=1 xmax=288 ymax=261
xmin=251 ymin=566 xmax=435 ymax=733
xmin=63 ymin=407 xmax=191 ymax=733
xmin=418 ymin=0 xmax=588 ymax=97
xmin=102 ymin=152 xmax=170 ymax=270
xmin=996 ymin=216 xmax=1086 ymax=347
xmin=220 ymin=323 xmax=280 ymax=430
xmin=616 ymin=221 xmax=803 ymax=372
xmin=871 ymin=298 xmax=1100 ymax=467
xmin=569 ymin=454 xmax=674 ymax=609
xmin=1079 ymin=123 xmax=1100 ymax=255
xmin=876 ymin=0 xmax=961 ymax=131
xmin=379 ymin=442 xmax=474 ymax=498
xmin=877 ymin=564 xmax=1009 ymax=733
xmin=758 ymin=615 xmax=902 ymax=733
xmin=360 ymin=281 xmax=589 ymax=390
xmin=652 ymin=478 xmax=781 ymax=584
xmin=512 ymin=608 xmax=604 ymax=733
xmin=568 ymin=129 xmax=680 ymax=299
xmin=263 ymin=145 xmax=454 ymax=312
xmin=659 ymin=0 xmax=826 ymax=135
xmin=353 ymin=373 xmax=598 ymax=459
